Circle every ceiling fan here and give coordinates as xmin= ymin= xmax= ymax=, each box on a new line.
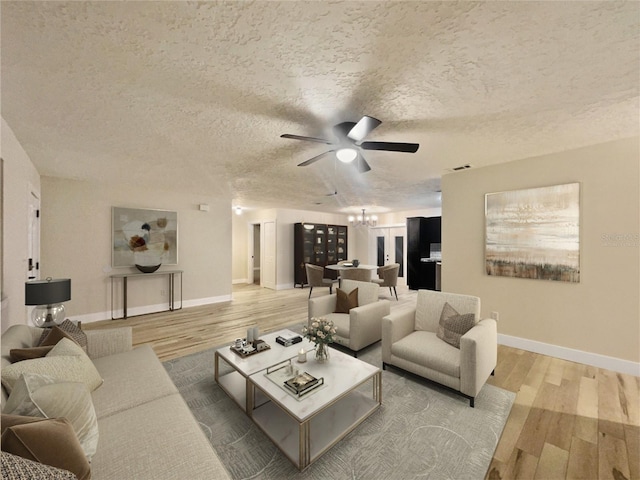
xmin=281 ymin=115 xmax=419 ymax=173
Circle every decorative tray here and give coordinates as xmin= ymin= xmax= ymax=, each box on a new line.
xmin=230 ymin=339 xmax=270 ymax=358
xmin=265 ymin=362 xmax=324 ymax=399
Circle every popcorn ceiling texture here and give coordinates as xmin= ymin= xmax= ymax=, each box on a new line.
xmin=1 ymin=1 xmax=638 ymax=213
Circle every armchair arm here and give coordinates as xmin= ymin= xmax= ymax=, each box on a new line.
xmin=381 ymin=307 xmax=416 ymax=363
xmin=459 ymin=318 xmax=497 ymax=398
xmin=348 ymin=300 xmax=390 ymax=352
xmin=85 ymin=327 xmax=133 ymax=359
xmin=308 ymin=294 xmax=337 ymax=322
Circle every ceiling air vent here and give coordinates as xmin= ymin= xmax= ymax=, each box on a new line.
xmin=452 ymin=164 xmax=472 ymax=171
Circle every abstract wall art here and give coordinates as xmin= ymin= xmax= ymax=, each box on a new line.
xmin=112 ymin=207 xmax=178 ymax=267
xmin=485 ymin=183 xmax=580 ymax=282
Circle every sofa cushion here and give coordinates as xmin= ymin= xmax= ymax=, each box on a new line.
xmin=0 ymin=415 xmax=91 ymax=480
xmin=90 ymin=344 xmax=178 ymax=419
xmin=437 ymin=302 xmax=477 ymax=349
xmin=3 ymin=373 xmax=99 ymax=460
xmin=1 ymin=338 xmax=103 ymax=394
xmin=340 ymin=279 xmax=379 ymax=306
xmin=1 ymin=451 xmax=78 ymax=480
xmin=91 ymin=394 xmax=229 ymax=480
xmin=391 ymin=330 xmax=461 ymax=378
xmin=334 ymin=287 xmax=358 ymax=313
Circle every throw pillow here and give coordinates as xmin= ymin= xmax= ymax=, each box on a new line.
xmin=39 ymin=320 xmax=87 ymax=352
xmin=1 ymin=451 xmax=78 ymax=480
xmin=334 ymin=287 xmax=359 ymax=314
xmin=10 ymin=346 xmax=54 ymax=362
xmin=1 ymin=338 xmax=103 ymax=394
xmin=436 ymin=302 xmax=477 ymax=349
xmin=1 ymin=416 xmax=91 ymax=480
xmin=3 ymin=373 xmax=99 ymax=460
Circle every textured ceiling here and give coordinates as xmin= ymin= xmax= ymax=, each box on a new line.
xmin=1 ymin=1 xmax=638 ymax=214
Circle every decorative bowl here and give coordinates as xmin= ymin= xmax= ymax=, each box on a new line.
xmin=135 ymin=264 xmax=161 ymax=274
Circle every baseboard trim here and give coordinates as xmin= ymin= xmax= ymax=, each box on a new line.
xmin=70 ymin=294 xmax=232 ymax=324
xmin=498 ymin=333 xmax=640 ymax=377
xmin=232 ymin=278 xmax=248 ymax=285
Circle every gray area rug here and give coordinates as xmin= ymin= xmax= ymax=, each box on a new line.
xmin=163 ymin=324 xmax=514 ymax=480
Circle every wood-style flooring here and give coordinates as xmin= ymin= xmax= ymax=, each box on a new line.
xmin=84 ymin=283 xmax=639 ymax=479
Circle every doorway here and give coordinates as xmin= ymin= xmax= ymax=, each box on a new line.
xmin=369 ymin=226 xmax=407 ymax=286
xmin=252 ymin=224 xmax=261 ymax=285
xmin=27 ymin=187 xmax=40 ymax=281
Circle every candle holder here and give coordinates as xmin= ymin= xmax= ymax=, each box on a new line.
xmin=297 ymin=349 xmax=307 ymax=363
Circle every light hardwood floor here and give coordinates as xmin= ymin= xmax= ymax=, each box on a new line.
xmin=84 ymin=283 xmax=639 ymax=480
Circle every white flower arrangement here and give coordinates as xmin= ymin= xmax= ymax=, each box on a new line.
xmin=302 ymin=317 xmax=337 ymax=346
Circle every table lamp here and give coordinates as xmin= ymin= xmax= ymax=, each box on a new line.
xmin=25 ymin=277 xmax=71 ymax=327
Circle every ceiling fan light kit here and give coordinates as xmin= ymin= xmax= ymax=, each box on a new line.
xmin=336 ymin=148 xmax=358 ymax=163
xmin=281 ymin=115 xmax=420 ymax=173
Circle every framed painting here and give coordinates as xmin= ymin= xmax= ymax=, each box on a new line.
xmin=485 ymin=183 xmax=580 ymax=282
xmin=112 ymin=207 xmax=178 ymax=267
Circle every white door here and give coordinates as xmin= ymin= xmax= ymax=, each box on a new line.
xmin=27 ymin=189 xmax=41 ymax=281
xmin=369 ymin=226 xmax=406 ymax=285
xmin=262 ymin=220 xmax=276 ymax=290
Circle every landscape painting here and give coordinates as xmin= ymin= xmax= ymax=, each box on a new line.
xmin=485 ymin=183 xmax=580 ymax=282
xmin=112 ymin=207 xmax=178 ymax=267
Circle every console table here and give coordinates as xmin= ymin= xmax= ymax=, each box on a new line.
xmin=110 ymin=270 xmax=183 ymax=320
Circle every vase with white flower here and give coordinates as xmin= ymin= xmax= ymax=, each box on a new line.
xmin=302 ymin=317 xmax=336 ymax=363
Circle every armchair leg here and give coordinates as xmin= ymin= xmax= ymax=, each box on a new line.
xmin=393 ymin=286 xmax=398 ymax=300
xmin=491 ymin=369 xmax=495 ymax=376
xmin=470 ymin=397 xmax=475 ymax=408
xmin=382 ymin=362 xmax=387 ymax=370
xmin=308 ymin=287 xmax=313 ymax=299
xmin=329 ymin=286 xmax=333 ymax=294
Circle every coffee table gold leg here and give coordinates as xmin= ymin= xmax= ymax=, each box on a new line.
xmin=373 ymin=371 xmax=382 ymax=403
xmin=246 ymin=379 xmax=254 ymax=415
xmin=299 ymin=421 xmax=310 ymax=470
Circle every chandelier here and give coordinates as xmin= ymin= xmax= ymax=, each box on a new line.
xmin=348 ymin=209 xmax=377 ymax=227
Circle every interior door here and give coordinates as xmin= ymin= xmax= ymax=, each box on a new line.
xmin=262 ymin=220 xmax=276 ymax=290
xmin=27 ymin=189 xmax=41 ymax=281
xmin=369 ymin=226 xmax=406 ymax=285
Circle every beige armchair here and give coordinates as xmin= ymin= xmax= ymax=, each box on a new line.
xmin=382 ymin=290 xmax=497 ymax=407
xmin=305 ymin=263 xmax=338 ymax=298
xmin=372 ymin=263 xmax=400 ymax=300
xmin=309 ymin=280 xmax=390 ymax=356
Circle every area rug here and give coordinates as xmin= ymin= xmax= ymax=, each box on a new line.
xmin=163 ymin=324 xmax=515 ymax=480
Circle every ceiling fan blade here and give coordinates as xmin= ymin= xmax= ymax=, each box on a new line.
xmin=356 ymin=153 xmax=372 ymax=173
xmin=347 ymin=115 xmax=382 ymax=142
xmin=297 ymin=150 xmax=335 ymax=167
xmin=360 ymin=141 xmax=419 ymax=153
xmin=281 ymin=134 xmax=333 ymax=145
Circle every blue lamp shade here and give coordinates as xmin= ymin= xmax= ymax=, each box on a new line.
xmin=25 ymin=278 xmax=71 ymax=327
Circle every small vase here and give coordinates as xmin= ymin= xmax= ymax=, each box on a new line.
xmin=315 ymin=343 xmax=330 ymax=363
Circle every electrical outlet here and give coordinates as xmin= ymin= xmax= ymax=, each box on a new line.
xmin=160 ymin=289 xmax=166 ymax=297
xmin=491 ymin=311 xmax=499 ymax=321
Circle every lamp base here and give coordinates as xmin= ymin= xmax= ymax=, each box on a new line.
xmin=32 ymin=304 xmax=66 ymax=328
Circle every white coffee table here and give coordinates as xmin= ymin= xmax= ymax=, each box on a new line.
xmin=214 ymin=330 xmax=382 ymax=471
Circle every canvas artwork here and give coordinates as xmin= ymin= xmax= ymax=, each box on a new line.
xmin=485 ymin=183 xmax=580 ymax=282
xmin=112 ymin=207 xmax=178 ymax=267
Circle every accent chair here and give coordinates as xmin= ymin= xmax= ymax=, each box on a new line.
xmin=371 ymin=263 xmax=400 ymax=300
xmin=304 ymin=263 xmax=338 ymax=298
xmin=382 ymin=289 xmax=497 ymax=407
xmin=309 ymin=279 xmax=390 ymax=356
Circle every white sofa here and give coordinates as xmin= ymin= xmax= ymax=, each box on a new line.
xmin=309 ymin=279 xmax=390 ymax=356
xmin=1 ymin=324 xmax=230 ymax=479
xmin=382 ymin=290 xmax=497 ymax=407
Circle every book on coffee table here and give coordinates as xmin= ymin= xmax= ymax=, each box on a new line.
xmin=284 ymin=372 xmax=322 ymax=396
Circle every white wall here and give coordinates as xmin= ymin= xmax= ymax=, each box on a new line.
xmin=1 ymin=118 xmax=42 ymax=332
xmin=442 ymin=137 xmax=639 ymax=372
xmin=40 ymin=176 xmax=233 ymax=322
